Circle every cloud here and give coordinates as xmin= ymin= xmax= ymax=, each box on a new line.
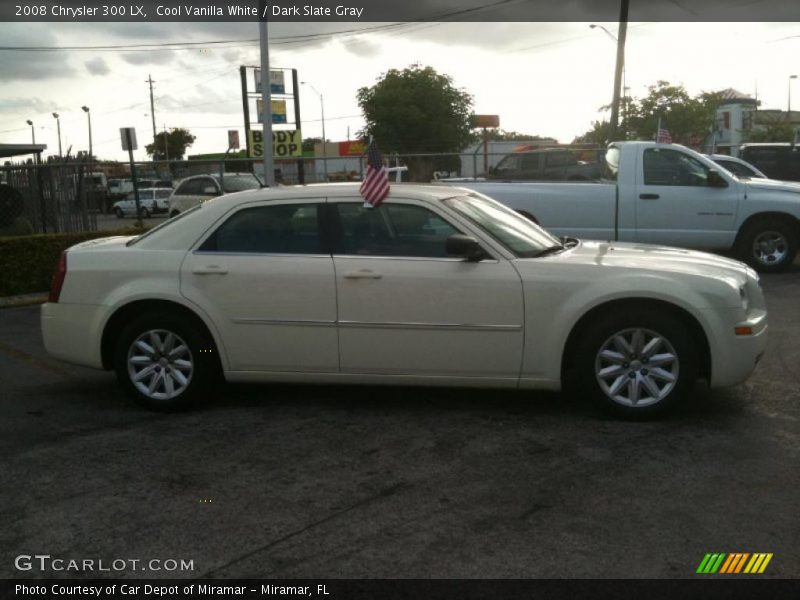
xmin=0 ymin=97 xmax=59 ymax=114
xmin=0 ymin=25 xmax=75 ymax=82
xmin=85 ymin=56 xmax=110 ymax=76
xmin=120 ymin=50 xmax=177 ymax=66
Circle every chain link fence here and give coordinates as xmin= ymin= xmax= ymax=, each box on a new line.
xmin=0 ymin=147 xmax=558 ymax=236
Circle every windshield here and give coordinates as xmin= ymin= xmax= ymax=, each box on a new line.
xmin=444 ymin=193 xmax=563 ymax=258
xmin=221 ymin=174 xmax=262 ymax=193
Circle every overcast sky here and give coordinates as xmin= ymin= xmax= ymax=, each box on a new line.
xmin=1 ymin=20 xmax=799 ymax=161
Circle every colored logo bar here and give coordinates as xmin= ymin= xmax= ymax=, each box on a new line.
xmin=697 ymin=553 xmax=773 ymax=574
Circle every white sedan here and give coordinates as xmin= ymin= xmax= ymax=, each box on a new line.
xmin=112 ymin=188 xmax=172 ymax=218
xmin=41 ymin=183 xmax=767 ymax=416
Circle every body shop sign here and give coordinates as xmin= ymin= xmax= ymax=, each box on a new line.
xmin=248 ymin=130 xmax=302 ymax=158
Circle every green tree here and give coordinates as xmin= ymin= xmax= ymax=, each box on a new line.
xmin=357 ymin=64 xmax=474 ymax=181
xmin=573 ymin=120 xmax=611 ymax=144
xmin=624 ymin=81 xmax=721 ymax=145
xmin=145 ymin=128 xmax=196 ymax=160
xmin=576 ymin=82 xmax=722 ymax=146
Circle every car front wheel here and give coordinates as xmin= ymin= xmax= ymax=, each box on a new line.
xmin=114 ymin=312 xmax=217 ymax=410
xmin=575 ymin=309 xmax=697 ymax=417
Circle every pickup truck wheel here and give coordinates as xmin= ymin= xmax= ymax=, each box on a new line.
xmin=114 ymin=312 xmax=216 ymax=411
xmin=138 ymin=207 xmax=150 ymax=219
xmin=576 ymin=310 xmax=696 ymax=418
xmin=114 ymin=207 xmax=124 ymax=219
xmin=737 ymin=219 xmax=797 ymax=273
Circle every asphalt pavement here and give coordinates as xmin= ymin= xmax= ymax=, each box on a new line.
xmin=1 ymin=265 xmax=798 ymax=580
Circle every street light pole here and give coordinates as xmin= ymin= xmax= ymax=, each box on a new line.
xmin=302 ymin=81 xmax=327 ymax=182
xmin=26 ymin=120 xmax=35 ymax=144
xmin=590 ymin=23 xmax=628 ymax=140
xmin=788 ymin=74 xmax=797 ymax=121
xmin=52 ymin=112 xmax=62 ymax=159
xmin=81 ymin=106 xmax=92 ymax=159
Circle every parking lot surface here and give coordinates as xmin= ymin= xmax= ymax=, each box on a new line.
xmin=1 ymin=264 xmax=798 ymax=579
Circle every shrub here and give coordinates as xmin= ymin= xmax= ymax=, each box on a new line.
xmin=0 ymin=226 xmax=147 ymax=297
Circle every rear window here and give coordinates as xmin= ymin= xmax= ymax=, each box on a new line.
xmin=221 ymin=174 xmax=262 ymax=193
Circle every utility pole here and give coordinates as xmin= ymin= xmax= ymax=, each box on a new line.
xmin=163 ymin=124 xmax=169 ymax=161
xmin=608 ymin=0 xmax=629 ymax=143
xmin=258 ymin=1 xmax=275 ymax=187
xmin=147 ymin=74 xmax=157 ymax=154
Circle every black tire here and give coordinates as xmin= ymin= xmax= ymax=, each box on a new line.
xmin=115 ymin=207 xmax=124 ymax=219
xmin=114 ymin=311 xmax=218 ymax=411
xmin=574 ymin=309 xmax=697 ymax=418
xmin=169 ymin=210 xmax=180 ymax=218
xmin=138 ymin=207 xmax=150 ymax=219
xmin=735 ymin=218 xmax=798 ymax=273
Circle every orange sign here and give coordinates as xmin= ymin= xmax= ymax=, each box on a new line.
xmin=338 ymin=141 xmax=366 ymax=156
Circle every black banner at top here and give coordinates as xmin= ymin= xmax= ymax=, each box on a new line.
xmin=2 ymin=0 xmax=800 ymax=22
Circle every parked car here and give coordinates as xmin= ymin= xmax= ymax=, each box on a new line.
xmin=168 ymin=173 xmax=262 ymax=217
xmin=41 ymin=183 xmax=767 ymax=416
xmin=707 ymin=154 xmax=767 ymax=179
xmin=113 ymin=188 xmax=173 ymax=218
xmin=487 ymin=148 xmax=603 ymax=181
xmin=739 ymin=143 xmax=800 ymax=181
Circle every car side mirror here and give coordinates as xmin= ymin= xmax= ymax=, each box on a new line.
xmin=446 ymin=234 xmax=488 ymax=262
xmin=203 ymin=186 xmax=218 ymax=195
xmin=707 ymin=169 xmax=728 ymax=188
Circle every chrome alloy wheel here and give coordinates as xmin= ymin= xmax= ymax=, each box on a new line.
xmin=752 ymin=230 xmax=789 ymax=266
xmin=127 ymin=329 xmax=193 ymax=400
xmin=594 ymin=328 xmax=679 ymax=408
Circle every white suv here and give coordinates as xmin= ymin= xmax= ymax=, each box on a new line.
xmin=168 ymin=173 xmax=262 ymax=217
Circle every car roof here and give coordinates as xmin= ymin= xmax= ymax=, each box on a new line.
xmin=212 ymin=182 xmax=465 ymax=204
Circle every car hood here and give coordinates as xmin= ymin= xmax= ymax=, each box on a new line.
xmin=745 ymin=178 xmax=800 ymax=194
xmin=546 ymin=240 xmax=750 ymax=284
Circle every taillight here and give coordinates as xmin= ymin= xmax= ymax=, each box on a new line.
xmin=49 ymin=252 xmax=67 ymax=303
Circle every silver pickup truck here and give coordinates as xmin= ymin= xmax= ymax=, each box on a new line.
xmin=441 ymin=141 xmax=800 ymax=272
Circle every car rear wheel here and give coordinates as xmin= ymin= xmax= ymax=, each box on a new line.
xmin=138 ymin=207 xmax=150 ymax=219
xmin=115 ymin=207 xmax=124 ymax=218
xmin=736 ymin=218 xmax=797 ymax=273
xmin=114 ymin=312 xmax=217 ymax=411
xmin=575 ymin=310 xmax=697 ymax=417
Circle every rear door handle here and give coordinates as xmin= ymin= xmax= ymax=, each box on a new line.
xmin=639 ymin=193 xmax=660 ymax=200
xmin=192 ymin=265 xmax=228 ymax=275
xmin=344 ymin=269 xmax=383 ymax=280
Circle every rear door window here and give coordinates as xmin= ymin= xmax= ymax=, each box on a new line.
xmin=199 ymin=204 xmax=323 ymax=254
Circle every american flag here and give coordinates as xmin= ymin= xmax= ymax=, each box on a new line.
xmin=656 ymin=120 xmax=673 ymax=144
xmin=360 ymin=139 xmax=390 ymax=207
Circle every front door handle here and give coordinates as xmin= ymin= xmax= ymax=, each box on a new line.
xmin=344 ymin=269 xmax=383 ymax=280
xmin=639 ymin=193 xmax=660 ymax=200
xmin=192 ymin=265 xmax=228 ymax=275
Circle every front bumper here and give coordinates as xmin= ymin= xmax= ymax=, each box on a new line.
xmin=708 ymin=307 xmax=768 ymax=388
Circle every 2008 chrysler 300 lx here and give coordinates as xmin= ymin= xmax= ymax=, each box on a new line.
xmin=41 ymin=183 xmax=768 ymax=416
